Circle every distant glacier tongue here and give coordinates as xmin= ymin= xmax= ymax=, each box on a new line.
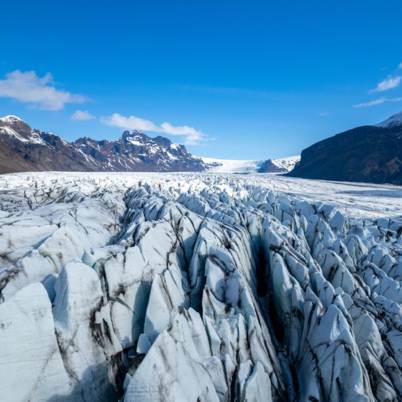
xmin=0 ymin=172 xmax=401 ymax=402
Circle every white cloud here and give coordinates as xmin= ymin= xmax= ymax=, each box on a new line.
xmin=354 ymin=98 xmax=386 ymax=108
xmin=370 ymin=76 xmax=401 ymax=93
xmin=102 ymin=113 xmax=159 ymax=132
xmin=399 ymin=61 xmax=402 ymax=69
xmin=71 ymin=110 xmax=95 ymax=121
xmin=353 ymin=97 xmax=402 ymax=108
xmin=0 ymin=70 xmax=86 ymax=110
xmin=160 ymin=122 xmax=203 ymax=144
xmin=102 ymin=113 xmax=204 ymax=145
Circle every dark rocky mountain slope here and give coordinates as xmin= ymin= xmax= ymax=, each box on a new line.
xmin=0 ymin=115 xmax=206 ymax=173
xmin=288 ymin=112 xmax=402 ymax=184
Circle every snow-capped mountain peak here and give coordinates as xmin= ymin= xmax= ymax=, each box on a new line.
xmin=0 ymin=115 xmax=24 ymax=123
xmin=122 ymin=130 xmax=149 ymax=144
xmin=0 ymin=115 xmax=47 ymax=145
xmin=0 ymin=115 xmax=30 ymax=130
xmin=0 ymin=116 xmax=207 ymax=173
xmin=377 ymin=111 xmax=402 ymax=128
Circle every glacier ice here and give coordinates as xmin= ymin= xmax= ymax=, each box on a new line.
xmin=0 ymin=172 xmax=401 ymax=401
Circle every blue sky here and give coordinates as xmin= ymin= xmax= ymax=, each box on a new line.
xmin=0 ymin=0 xmax=402 ymax=159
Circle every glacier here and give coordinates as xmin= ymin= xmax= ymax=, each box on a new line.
xmin=0 ymin=172 xmax=402 ymax=402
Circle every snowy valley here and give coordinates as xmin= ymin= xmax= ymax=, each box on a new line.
xmin=201 ymin=156 xmax=300 ymax=174
xmin=0 ymin=172 xmax=402 ymax=402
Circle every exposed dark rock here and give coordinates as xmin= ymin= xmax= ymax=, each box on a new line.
xmin=0 ymin=115 xmax=206 ymax=173
xmin=288 ymin=114 xmax=402 ymax=185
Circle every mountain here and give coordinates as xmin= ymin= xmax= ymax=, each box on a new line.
xmin=73 ymin=131 xmax=205 ymax=172
xmin=0 ymin=114 xmax=299 ymax=175
xmin=202 ymin=155 xmax=300 ymax=173
xmin=377 ymin=111 xmax=402 ymax=128
xmin=258 ymin=155 xmax=300 ymax=173
xmin=0 ymin=115 xmax=93 ymax=173
xmin=288 ymin=112 xmax=402 ymax=184
xmin=0 ymin=115 xmax=206 ymax=173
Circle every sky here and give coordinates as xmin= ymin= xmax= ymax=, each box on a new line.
xmin=0 ymin=0 xmax=402 ymax=159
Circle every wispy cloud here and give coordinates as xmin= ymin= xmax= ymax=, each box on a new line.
xmin=71 ymin=110 xmax=95 ymax=121
xmin=353 ymin=97 xmax=402 ymax=108
xmin=0 ymin=70 xmax=86 ymax=110
xmin=370 ymin=75 xmax=401 ymax=93
xmin=101 ymin=113 xmax=204 ymax=145
xmin=399 ymin=61 xmax=402 ymax=69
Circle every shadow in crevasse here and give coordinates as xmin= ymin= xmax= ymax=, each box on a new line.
xmin=46 ymin=362 xmax=122 ymax=402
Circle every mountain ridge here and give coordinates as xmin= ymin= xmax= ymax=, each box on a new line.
xmin=377 ymin=111 xmax=402 ymax=128
xmin=0 ymin=115 xmax=299 ymax=175
xmin=0 ymin=116 xmax=206 ymax=173
xmin=288 ymin=111 xmax=402 ymax=184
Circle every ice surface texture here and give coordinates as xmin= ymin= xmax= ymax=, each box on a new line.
xmin=0 ymin=172 xmax=401 ymax=402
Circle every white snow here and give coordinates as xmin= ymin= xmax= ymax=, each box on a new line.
xmin=377 ymin=111 xmax=402 ymax=128
xmin=271 ymin=155 xmax=300 ymax=171
xmin=201 ymin=157 xmax=261 ymax=173
xmin=27 ymin=131 xmax=47 ymax=145
xmin=0 ymin=124 xmax=47 ymax=145
xmin=201 ymin=155 xmax=300 ymax=173
xmin=127 ymin=138 xmax=145 ymax=146
xmin=0 ymin=115 xmax=24 ymax=124
xmin=0 ymin=126 xmax=31 ymax=142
